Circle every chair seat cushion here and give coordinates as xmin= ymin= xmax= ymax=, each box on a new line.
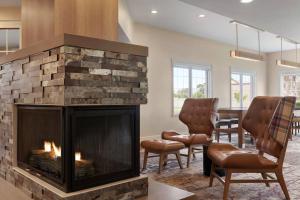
xmin=207 ymin=143 xmax=278 ymax=169
xmin=141 ymin=140 xmax=185 ymax=153
xmin=230 ymin=118 xmax=239 ymax=124
xmin=216 ymin=119 xmax=231 ymax=127
xmin=161 ymin=131 xmax=212 ymax=146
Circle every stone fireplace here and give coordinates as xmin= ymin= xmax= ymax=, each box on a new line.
xmin=0 ymin=34 xmax=148 ymax=199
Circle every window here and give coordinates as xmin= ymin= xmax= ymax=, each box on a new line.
xmin=0 ymin=28 xmax=20 ymax=57
xmin=280 ymin=73 xmax=300 ymax=107
xmin=173 ymin=63 xmax=211 ymax=115
xmin=231 ymin=72 xmax=255 ymax=108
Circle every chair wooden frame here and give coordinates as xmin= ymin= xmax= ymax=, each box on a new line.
xmin=142 ymin=150 xmax=183 ymax=174
xmin=215 ymin=127 xmax=238 ymax=143
xmin=209 ymin=98 xmax=293 ymax=200
xmin=179 ymin=145 xmax=203 ymax=168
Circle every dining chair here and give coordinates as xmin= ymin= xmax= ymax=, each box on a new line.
xmin=208 ymin=96 xmax=296 ymax=200
xmin=215 ymin=114 xmax=238 ymax=143
xmin=162 ymin=98 xmax=218 ymax=167
xmin=291 ymin=114 xmax=300 ymax=136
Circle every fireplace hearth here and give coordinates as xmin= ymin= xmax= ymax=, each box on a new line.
xmin=17 ymin=105 xmax=140 ymax=192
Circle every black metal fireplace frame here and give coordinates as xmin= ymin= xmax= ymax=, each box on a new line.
xmin=17 ymin=105 xmax=140 ymax=193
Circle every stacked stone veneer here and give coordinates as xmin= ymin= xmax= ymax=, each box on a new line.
xmin=0 ymin=45 xmax=148 ymax=200
xmin=0 ymin=46 xmax=147 ymax=105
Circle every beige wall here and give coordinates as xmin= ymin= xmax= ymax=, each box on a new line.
xmin=266 ymin=50 xmax=300 ymax=96
xmin=118 ymin=0 xmax=134 ymax=42
xmin=132 ymin=23 xmax=268 ymax=139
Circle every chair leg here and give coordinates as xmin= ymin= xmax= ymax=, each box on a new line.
xmin=261 ymin=173 xmax=270 ymax=187
xmin=275 ymin=170 xmax=290 ymax=200
xmin=192 ymin=148 xmax=196 ymax=159
xmin=158 ymin=153 xmax=165 ymax=174
xmin=209 ymin=163 xmax=215 ymax=187
xmin=228 ymin=124 xmax=231 ymax=143
xmin=187 ymin=146 xmax=192 ymax=168
xmin=142 ymin=150 xmax=148 ymax=171
xmin=250 ymin=135 xmax=254 ymax=144
xmin=175 ymin=152 xmax=183 ymax=169
xmin=223 ymin=170 xmax=232 ymax=200
xmin=163 ymin=154 xmax=168 ymax=166
xmin=216 ymin=131 xmax=220 ymax=143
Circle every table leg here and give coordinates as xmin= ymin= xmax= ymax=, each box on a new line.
xmin=238 ymin=111 xmax=244 ymax=148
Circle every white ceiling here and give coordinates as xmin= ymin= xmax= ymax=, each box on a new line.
xmin=0 ymin=0 xmax=20 ymax=6
xmin=126 ymin=0 xmax=297 ymax=52
xmin=181 ymin=0 xmax=300 ymax=43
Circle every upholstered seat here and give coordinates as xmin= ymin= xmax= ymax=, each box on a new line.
xmin=162 ymin=131 xmax=212 ymax=146
xmin=208 ymin=143 xmax=277 ymax=169
xmin=141 ymin=140 xmax=185 ymax=153
xmin=161 ymin=98 xmax=218 ymax=167
xmin=141 ymin=140 xmax=185 ymax=173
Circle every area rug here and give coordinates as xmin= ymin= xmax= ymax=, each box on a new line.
xmin=141 ymin=135 xmax=300 ymax=199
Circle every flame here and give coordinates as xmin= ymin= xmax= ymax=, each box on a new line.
xmin=75 ymin=152 xmax=81 ymax=161
xmin=52 ymin=142 xmax=61 ymax=157
xmin=44 ymin=141 xmax=51 ymax=152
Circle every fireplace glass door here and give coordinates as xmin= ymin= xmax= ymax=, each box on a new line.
xmin=17 ymin=106 xmax=64 ymax=185
xmin=69 ymin=106 xmax=139 ymax=190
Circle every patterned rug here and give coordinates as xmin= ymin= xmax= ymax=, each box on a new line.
xmin=141 ymin=135 xmax=300 ymax=200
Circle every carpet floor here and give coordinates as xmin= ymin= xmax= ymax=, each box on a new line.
xmin=141 ymin=135 xmax=300 ymax=200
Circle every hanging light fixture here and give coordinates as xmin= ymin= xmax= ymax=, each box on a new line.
xmin=276 ymin=37 xmax=300 ymax=68
xmin=230 ymin=20 xmax=264 ymax=62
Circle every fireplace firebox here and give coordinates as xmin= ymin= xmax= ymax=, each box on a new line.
xmin=17 ymin=105 xmax=140 ymax=192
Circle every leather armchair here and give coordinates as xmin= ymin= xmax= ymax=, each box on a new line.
xmin=208 ymin=96 xmax=296 ymax=200
xmin=162 ymin=98 xmax=218 ymax=167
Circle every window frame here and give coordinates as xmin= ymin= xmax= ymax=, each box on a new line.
xmin=172 ymin=61 xmax=212 ymax=116
xmin=230 ymin=70 xmax=256 ymax=108
xmin=280 ymin=70 xmax=300 ymax=108
xmin=0 ymin=27 xmax=20 ymax=56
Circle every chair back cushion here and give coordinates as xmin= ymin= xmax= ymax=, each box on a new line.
xmin=242 ymin=96 xmax=281 ymax=139
xmin=243 ymin=96 xmax=296 ymax=158
xmin=179 ymin=98 xmax=218 ymax=136
xmin=258 ymin=96 xmax=296 ymax=157
xmin=268 ymin=96 xmax=296 ymax=145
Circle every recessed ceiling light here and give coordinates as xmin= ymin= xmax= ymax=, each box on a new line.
xmin=198 ymin=14 xmax=206 ymax=18
xmin=151 ymin=10 xmax=158 ymax=14
xmin=240 ymin=0 xmax=254 ymax=3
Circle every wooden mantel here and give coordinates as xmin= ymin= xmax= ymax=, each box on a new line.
xmin=0 ymin=34 xmax=148 ymax=65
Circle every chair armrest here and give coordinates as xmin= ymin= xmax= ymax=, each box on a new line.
xmin=161 ymin=131 xmax=180 ymax=139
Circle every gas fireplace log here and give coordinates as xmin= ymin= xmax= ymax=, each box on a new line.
xmin=75 ymin=160 xmax=96 ymax=179
xmin=29 ymin=149 xmax=95 ymax=179
xmin=29 ymin=150 xmax=62 ymax=177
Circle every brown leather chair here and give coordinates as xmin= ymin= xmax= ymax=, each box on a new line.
xmin=208 ymin=96 xmax=296 ymax=200
xmin=162 ymin=98 xmax=218 ymax=167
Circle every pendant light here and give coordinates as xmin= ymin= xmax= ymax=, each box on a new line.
xmin=276 ymin=37 xmax=300 ymax=68
xmin=230 ymin=20 xmax=264 ymax=62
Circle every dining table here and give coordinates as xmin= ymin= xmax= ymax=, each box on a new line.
xmin=217 ymin=107 xmax=248 ymax=148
